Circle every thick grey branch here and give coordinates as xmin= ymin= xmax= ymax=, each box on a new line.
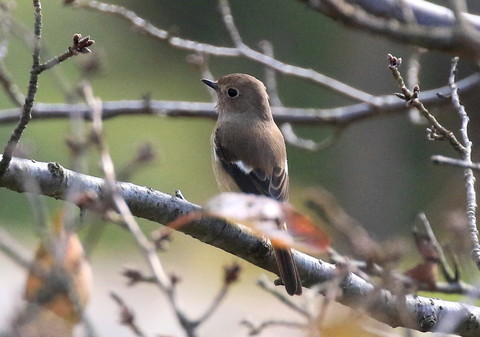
xmin=297 ymin=0 xmax=480 ymax=57
xmin=347 ymin=0 xmax=480 ymax=28
xmin=1 ymin=155 xmax=480 ymax=336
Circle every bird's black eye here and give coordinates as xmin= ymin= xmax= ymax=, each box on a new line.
xmin=227 ymin=88 xmax=239 ymax=98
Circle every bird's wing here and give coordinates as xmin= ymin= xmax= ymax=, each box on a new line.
xmin=214 ymin=131 xmax=288 ymax=201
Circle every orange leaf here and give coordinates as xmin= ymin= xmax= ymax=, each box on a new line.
xmin=204 ymin=192 xmax=330 ymax=254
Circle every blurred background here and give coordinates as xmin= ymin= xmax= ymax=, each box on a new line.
xmin=0 ymin=0 xmax=479 ymax=336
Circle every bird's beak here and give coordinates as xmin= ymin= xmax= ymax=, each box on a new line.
xmin=202 ymin=79 xmax=218 ymax=90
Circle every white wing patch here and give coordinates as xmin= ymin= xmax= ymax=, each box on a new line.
xmin=234 ymin=160 xmax=253 ymax=174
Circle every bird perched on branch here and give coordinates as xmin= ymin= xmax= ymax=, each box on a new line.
xmin=203 ymin=73 xmax=302 ymax=295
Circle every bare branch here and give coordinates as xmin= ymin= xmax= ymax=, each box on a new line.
xmin=259 ymin=39 xmax=323 ymax=150
xmin=406 ymin=48 xmax=426 ymax=124
xmin=241 ymin=318 xmax=307 ymax=336
xmin=73 ymin=0 xmax=238 ymax=55
xmin=387 ymin=54 xmax=466 ymax=154
xmin=217 ymin=0 xmax=373 ymax=102
xmin=2 ymin=1 xmax=480 ymax=334
xmin=73 ymin=0 xmax=373 ymax=102
xmin=110 ymin=292 xmax=146 ymax=337
xmin=349 ymin=0 xmax=480 ymax=28
xmin=187 ymin=53 xmax=216 ymax=101
xmin=38 ymin=34 xmax=95 ymax=73
xmin=0 ymin=0 xmax=43 ymax=177
xmin=433 ymin=281 xmax=480 ymax=298
xmin=0 ymin=71 xmax=478 ymax=126
xmin=257 ymin=276 xmax=311 ymax=319
xmin=298 ymin=0 xmax=480 ymax=57
xmin=82 ymin=82 xmax=171 ymax=291
xmin=2 ymin=155 xmax=480 ymax=335
xmin=0 ymin=227 xmax=31 ymax=269
xmin=448 ymin=57 xmax=480 ymax=269
xmin=0 ymin=3 xmax=94 ymax=179
xmin=0 ymin=60 xmax=25 ymax=107
xmin=389 ymin=53 xmax=480 ymax=271
xmin=116 ymin=142 xmax=156 ymax=181
xmin=415 ymin=213 xmax=456 ymax=282
xmin=191 ymin=263 xmax=240 ymax=327
xmin=432 ymin=155 xmax=480 ymax=171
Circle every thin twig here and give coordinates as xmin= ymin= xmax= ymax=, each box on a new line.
xmin=260 ymin=40 xmax=282 ymax=106
xmin=416 ymin=213 xmax=456 ymax=282
xmin=434 ymin=281 xmax=480 ymax=298
xmin=241 ymin=318 xmax=307 ymax=336
xmin=193 ymin=285 xmax=228 ymax=326
xmin=83 ymin=83 xmax=213 ymax=337
xmin=173 ymin=264 xmax=240 ymax=335
xmin=0 ymin=60 xmax=25 ymax=106
xmin=257 ymin=276 xmax=311 ymax=319
xmin=0 ymin=6 xmax=76 ymax=99
xmin=187 ymin=53 xmax=216 ymax=102
xmin=116 ymin=143 xmax=156 ymax=181
xmin=431 ymin=155 xmax=480 ymax=171
xmin=389 ymin=54 xmax=480 ymax=269
xmin=448 ymin=57 xmax=480 ymax=269
xmin=38 ymin=34 xmax=94 ymax=73
xmin=406 ymin=48 xmax=425 ymax=124
xmin=0 ymin=22 xmax=94 ymax=177
xmin=110 ymin=292 xmax=147 ymax=337
xmin=0 ymin=227 xmax=31 ymax=269
xmin=75 ymin=0 xmax=238 ymax=55
xmin=83 ymin=82 xmax=171 ymax=290
xmin=259 ymin=39 xmax=326 ymax=150
xmin=387 ymin=54 xmax=466 ymax=154
xmin=189 ymin=263 xmax=239 ymax=326
xmin=0 ymin=0 xmax=42 ymax=177
xmin=281 ymin=123 xmax=344 ymax=151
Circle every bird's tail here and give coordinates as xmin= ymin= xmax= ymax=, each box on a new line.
xmin=273 ymin=247 xmax=302 ymax=296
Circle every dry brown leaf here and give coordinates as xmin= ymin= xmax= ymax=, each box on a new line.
xmin=204 ymin=192 xmax=329 ymax=254
xmin=21 ymin=211 xmax=92 ymax=332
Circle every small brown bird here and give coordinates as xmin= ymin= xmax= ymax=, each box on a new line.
xmin=202 ymin=73 xmax=302 ymax=295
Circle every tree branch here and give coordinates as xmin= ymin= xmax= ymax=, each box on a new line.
xmin=72 ymin=0 xmax=372 ymax=102
xmin=432 ymin=155 xmax=480 ymax=171
xmin=0 ymin=0 xmax=43 ymax=177
xmin=0 ymin=59 xmax=25 ymax=107
xmin=0 ymin=72 xmax=478 ymax=127
xmin=297 ymin=0 xmax=480 ymax=58
xmin=448 ymin=57 xmax=480 ymax=269
xmin=346 ymin=0 xmax=480 ymax=28
xmin=1 ymin=155 xmax=480 ymax=336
